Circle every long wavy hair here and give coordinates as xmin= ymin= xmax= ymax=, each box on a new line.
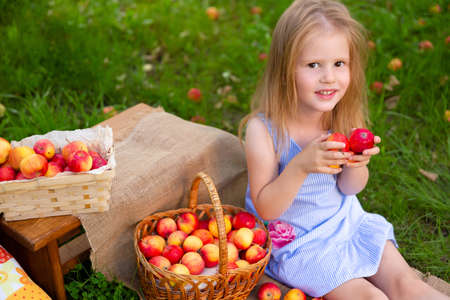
xmin=239 ymin=0 xmax=368 ymax=153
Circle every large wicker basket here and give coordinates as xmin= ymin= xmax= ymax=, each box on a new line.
xmin=134 ymin=172 xmax=272 ymax=300
xmin=0 ymin=170 xmax=114 ymax=221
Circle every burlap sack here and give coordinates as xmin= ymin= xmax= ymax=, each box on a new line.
xmin=77 ymin=110 xmax=248 ymax=293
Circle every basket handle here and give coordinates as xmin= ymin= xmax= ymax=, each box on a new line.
xmin=188 ymin=172 xmax=228 ymax=276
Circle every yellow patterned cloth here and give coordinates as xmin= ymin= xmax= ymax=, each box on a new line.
xmin=0 ymin=245 xmax=51 ymax=300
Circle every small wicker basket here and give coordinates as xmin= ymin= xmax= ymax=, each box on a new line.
xmin=0 ymin=169 xmax=115 ymax=221
xmin=134 ymin=172 xmax=272 ymax=300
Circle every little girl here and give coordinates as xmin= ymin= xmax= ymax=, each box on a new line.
xmin=239 ymin=0 xmax=448 ymax=299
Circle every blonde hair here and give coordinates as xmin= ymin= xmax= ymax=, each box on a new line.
xmin=239 ymin=0 xmax=368 ymax=153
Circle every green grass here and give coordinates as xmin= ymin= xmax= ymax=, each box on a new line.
xmin=0 ymin=0 xmax=448 ymax=297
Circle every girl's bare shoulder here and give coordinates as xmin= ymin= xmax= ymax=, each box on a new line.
xmin=245 ymin=116 xmax=275 ymax=156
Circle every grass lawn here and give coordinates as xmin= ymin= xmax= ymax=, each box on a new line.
xmin=0 ymin=0 xmax=448 ymax=298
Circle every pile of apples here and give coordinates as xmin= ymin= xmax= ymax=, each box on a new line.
xmin=258 ymin=282 xmax=324 ymax=300
xmin=0 ymin=137 xmax=107 ymax=181
xmin=138 ymin=211 xmax=268 ymax=277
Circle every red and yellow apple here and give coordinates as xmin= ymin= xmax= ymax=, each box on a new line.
xmin=327 ymin=132 xmax=350 ymax=168
xmin=45 ymin=161 xmax=62 ymax=177
xmin=245 ymin=245 xmax=267 ymax=264
xmin=156 ymin=217 xmax=178 ymax=238
xmin=388 ymin=58 xmax=402 ymax=71
xmin=192 ymin=229 xmax=214 ymax=245
xmin=167 ymin=230 xmax=188 ymax=247
xmin=258 ymin=282 xmax=281 ymax=300
xmin=168 ymin=263 xmax=190 ymax=286
xmin=20 ymin=154 xmax=48 ymax=179
xmin=0 ymin=137 xmax=11 ymax=164
xmin=232 ymin=211 xmax=256 ymax=229
xmin=233 ymin=227 xmax=254 ymax=250
xmin=8 ymin=146 xmax=35 ymax=170
xmin=15 ymin=171 xmax=27 ymax=180
xmin=33 ymin=139 xmax=55 ymax=160
xmin=205 ymin=7 xmax=219 ymax=20
xmin=198 ymin=219 xmax=209 ymax=230
xmin=187 ymin=88 xmax=202 ymax=102
xmin=177 ymin=212 xmax=199 ymax=234
xmin=148 ymin=255 xmax=171 ymax=271
xmin=68 ymin=150 xmax=92 ymax=172
xmin=252 ymin=228 xmax=267 ymax=247
xmin=0 ymin=165 xmax=15 ymax=181
xmin=162 ymin=245 xmax=184 ymax=265
xmin=181 ymin=252 xmax=205 ymax=275
xmin=62 ymin=141 xmax=88 ymax=162
xmin=182 ymin=235 xmax=203 ymax=252
xmin=227 ymin=230 xmax=237 ymax=243
xmin=283 ymin=288 xmax=306 ymax=300
xmin=138 ymin=235 xmax=165 ymax=258
xmin=199 ymin=243 xmax=220 ymax=267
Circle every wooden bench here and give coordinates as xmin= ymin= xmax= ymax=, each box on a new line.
xmin=0 ymin=103 xmax=161 ymax=300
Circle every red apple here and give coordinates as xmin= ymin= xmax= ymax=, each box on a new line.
xmin=162 ymin=245 xmax=184 ymax=264
xmin=198 ymin=219 xmax=209 ymax=230
xmin=258 ymin=282 xmax=281 ymax=300
xmin=192 ymin=229 xmax=214 ymax=245
xmin=419 ymin=40 xmax=433 ymax=50
xmin=327 ymin=132 xmax=350 ymax=168
xmin=181 ymin=252 xmax=205 ymax=275
xmin=33 ymin=139 xmax=55 ymax=160
xmin=200 ymin=244 xmax=219 ymax=268
xmin=187 ymin=88 xmax=202 ymax=102
xmin=15 ymin=171 xmax=27 ymax=180
xmin=167 ymin=230 xmax=188 ymax=247
xmin=19 ymin=154 xmax=48 ymax=179
xmin=245 ymin=245 xmax=266 ymax=264
xmin=89 ymin=151 xmax=107 ymax=169
xmin=252 ymin=228 xmax=267 ymax=246
xmin=250 ymin=6 xmax=262 ymax=15
xmin=349 ymin=128 xmax=375 ymax=154
xmin=68 ymin=150 xmax=92 ymax=172
xmin=51 ymin=153 xmax=66 ymax=170
xmin=148 ymin=255 xmax=171 ymax=271
xmin=138 ymin=235 xmax=166 ymax=258
xmin=156 ymin=217 xmax=177 ymax=238
xmin=62 ymin=141 xmax=88 ymax=162
xmin=232 ymin=211 xmax=256 ymax=229
xmin=0 ymin=137 xmax=11 ymax=164
xmin=0 ymin=165 xmax=15 ymax=181
xmin=370 ymin=81 xmax=384 ymax=95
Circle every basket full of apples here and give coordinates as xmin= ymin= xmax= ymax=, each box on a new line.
xmin=0 ymin=126 xmax=115 ymax=221
xmin=134 ymin=172 xmax=272 ymax=300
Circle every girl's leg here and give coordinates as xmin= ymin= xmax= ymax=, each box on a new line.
xmin=324 ymin=278 xmax=388 ymax=300
xmin=368 ymin=240 xmax=449 ymax=300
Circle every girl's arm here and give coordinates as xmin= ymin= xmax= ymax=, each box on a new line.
xmin=337 ymin=136 xmax=381 ymax=195
xmin=245 ymin=118 xmax=347 ymax=220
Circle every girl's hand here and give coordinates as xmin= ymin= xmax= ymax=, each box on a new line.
xmin=294 ymin=133 xmax=352 ymax=174
xmin=345 ymin=135 xmax=381 ymax=168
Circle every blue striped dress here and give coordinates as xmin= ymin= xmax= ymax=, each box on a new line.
xmin=245 ymin=116 xmax=397 ymax=297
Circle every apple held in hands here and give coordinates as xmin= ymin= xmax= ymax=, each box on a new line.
xmin=349 ymin=128 xmax=375 ymax=154
xmin=327 ymin=132 xmax=349 ymax=168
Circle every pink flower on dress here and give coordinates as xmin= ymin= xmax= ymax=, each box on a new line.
xmin=268 ymin=220 xmax=296 ymax=249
